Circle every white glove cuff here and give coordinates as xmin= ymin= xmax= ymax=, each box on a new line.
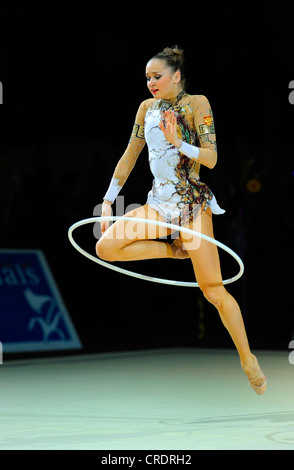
xmin=103 ymin=178 xmax=122 ymax=203
xmin=178 ymin=141 xmax=200 ymax=160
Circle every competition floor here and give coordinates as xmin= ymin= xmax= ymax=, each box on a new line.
xmin=1 ymin=348 xmax=293 ymax=450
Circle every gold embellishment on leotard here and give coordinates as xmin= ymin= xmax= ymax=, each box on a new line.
xmin=198 ymin=108 xmax=215 ymax=135
xmin=199 ymin=134 xmax=217 ymax=151
xmin=204 ymin=115 xmax=213 ymax=126
xmin=131 ymin=123 xmax=145 ymax=140
xmin=199 ymin=134 xmax=209 ymax=143
xmin=198 ymin=122 xmax=215 ymax=135
xmin=148 ymin=101 xmax=162 ymax=111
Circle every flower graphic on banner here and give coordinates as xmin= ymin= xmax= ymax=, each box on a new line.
xmin=24 ymin=288 xmax=66 ymax=341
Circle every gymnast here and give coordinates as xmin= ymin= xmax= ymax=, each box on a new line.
xmin=95 ymin=46 xmax=267 ymax=394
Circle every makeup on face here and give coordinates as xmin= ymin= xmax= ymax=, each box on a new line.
xmin=146 ymin=59 xmax=181 ymax=100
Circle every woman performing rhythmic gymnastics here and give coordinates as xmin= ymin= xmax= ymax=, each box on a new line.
xmin=96 ymin=46 xmax=267 ymax=394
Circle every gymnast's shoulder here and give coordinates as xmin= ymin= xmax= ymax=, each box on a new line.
xmin=185 ymin=94 xmax=213 ymax=110
xmin=137 ymin=98 xmax=156 ymax=111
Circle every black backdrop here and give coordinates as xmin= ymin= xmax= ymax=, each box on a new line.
xmin=2 ymin=7 xmax=294 ymax=355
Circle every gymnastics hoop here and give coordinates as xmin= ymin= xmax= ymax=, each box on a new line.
xmin=68 ymin=216 xmax=244 ymax=288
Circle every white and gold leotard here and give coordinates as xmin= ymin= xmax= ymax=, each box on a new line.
xmin=104 ymin=91 xmax=225 ymax=225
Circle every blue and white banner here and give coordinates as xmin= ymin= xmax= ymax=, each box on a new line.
xmin=0 ymin=250 xmax=82 ymax=353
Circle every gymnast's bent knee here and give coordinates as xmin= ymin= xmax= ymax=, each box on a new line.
xmin=96 ymin=238 xmax=120 ymax=262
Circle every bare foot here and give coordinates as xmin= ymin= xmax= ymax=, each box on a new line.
xmin=171 ymin=239 xmax=190 ymax=259
xmin=241 ymin=354 xmax=267 ymax=395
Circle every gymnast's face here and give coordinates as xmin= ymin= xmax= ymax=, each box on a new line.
xmin=146 ymin=58 xmax=181 ymax=100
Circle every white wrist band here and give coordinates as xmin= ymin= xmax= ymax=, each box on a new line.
xmin=103 ymin=177 xmax=122 ymax=203
xmin=178 ymin=141 xmax=200 ymax=160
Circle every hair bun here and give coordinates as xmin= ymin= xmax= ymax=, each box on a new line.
xmin=162 ymin=45 xmax=184 ymax=65
xmin=151 ymin=45 xmax=186 ymax=88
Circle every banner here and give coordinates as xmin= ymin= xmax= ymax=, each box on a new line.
xmin=0 ymin=250 xmax=82 ymax=353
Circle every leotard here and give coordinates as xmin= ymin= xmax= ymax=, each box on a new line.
xmin=104 ymin=91 xmax=225 ymax=225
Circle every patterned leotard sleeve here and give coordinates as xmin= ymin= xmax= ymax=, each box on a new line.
xmin=191 ymin=95 xmax=217 ymax=169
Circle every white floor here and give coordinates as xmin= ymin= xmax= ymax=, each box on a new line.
xmin=0 ymin=348 xmax=293 ymax=450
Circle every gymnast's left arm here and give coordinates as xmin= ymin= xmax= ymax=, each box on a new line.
xmin=174 ymin=95 xmax=217 ymax=169
xmin=190 ymin=95 xmax=217 ymax=169
xmin=160 ymin=95 xmax=217 ymax=169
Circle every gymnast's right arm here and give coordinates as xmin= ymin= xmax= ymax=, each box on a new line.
xmin=100 ymin=100 xmax=148 ymax=234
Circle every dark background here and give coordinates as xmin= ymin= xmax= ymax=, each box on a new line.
xmin=2 ymin=7 xmax=294 ymax=356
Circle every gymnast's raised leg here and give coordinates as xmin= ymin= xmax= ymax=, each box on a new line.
xmin=96 ymin=203 xmax=184 ymax=262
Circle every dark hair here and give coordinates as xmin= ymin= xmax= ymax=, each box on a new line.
xmin=151 ymin=45 xmax=186 ymax=89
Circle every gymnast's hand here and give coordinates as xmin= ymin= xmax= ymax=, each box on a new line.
xmin=159 ymin=110 xmax=182 ymax=148
xmin=100 ymin=200 xmax=112 ymax=234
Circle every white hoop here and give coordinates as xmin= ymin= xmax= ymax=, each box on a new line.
xmin=68 ymin=216 xmax=244 ymax=288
